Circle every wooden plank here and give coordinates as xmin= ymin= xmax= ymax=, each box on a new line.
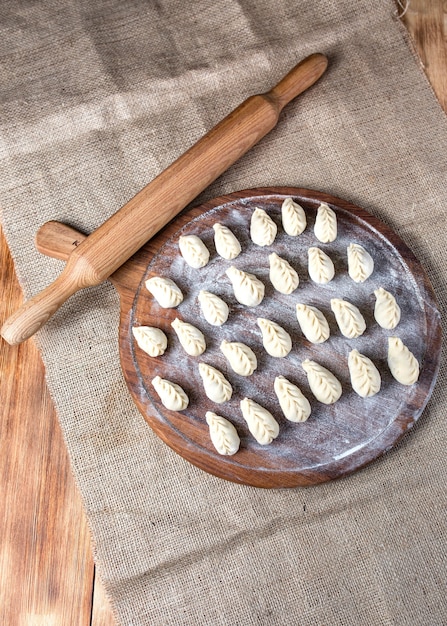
xmin=92 ymin=575 xmax=117 ymax=626
xmin=0 ymin=225 xmax=104 ymax=626
xmin=402 ymin=0 xmax=447 ymax=110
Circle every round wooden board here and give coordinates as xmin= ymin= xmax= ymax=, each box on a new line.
xmin=121 ymin=188 xmax=441 ymax=488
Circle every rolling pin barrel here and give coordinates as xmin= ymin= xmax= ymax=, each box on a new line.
xmin=1 ymin=53 xmax=328 ymax=345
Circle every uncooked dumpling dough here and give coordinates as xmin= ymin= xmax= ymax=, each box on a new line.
xmin=281 ymin=197 xmax=307 ymax=236
xmin=171 ymin=318 xmax=206 ymax=356
xmin=145 ymin=276 xmax=183 ymax=308
xmin=178 ymin=235 xmax=210 ymax=268
xmin=198 ymin=290 xmax=229 ymax=326
xmin=225 ymin=266 xmax=265 ymax=307
xmin=240 ymin=397 xmax=280 ymax=445
xmin=205 ymin=411 xmax=240 ymax=455
xmin=220 ymin=340 xmax=257 ymax=376
xmin=348 ymin=349 xmax=381 ymax=398
xmin=250 ymin=207 xmax=277 ymax=246
xmin=308 ymin=247 xmax=335 ymax=284
xmin=257 ymin=318 xmax=292 ymax=358
xmin=374 ymin=287 xmax=401 ymax=329
xmin=213 ymin=223 xmax=241 ymax=260
xmin=302 ymin=359 xmax=342 ymax=404
xmin=330 ymin=298 xmax=366 ymax=339
xmin=274 ymin=376 xmax=311 ymax=422
xmin=198 ymin=363 xmax=232 ymax=404
xmin=314 ymin=202 xmax=337 ymax=243
xmin=295 ymin=304 xmax=330 ymax=344
xmin=152 ymin=376 xmax=189 ymax=411
xmin=269 ymin=252 xmax=299 ymax=294
xmin=132 ymin=326 xmax=168 ymax=357
xmin=387 ymin=337 xmax=419 ymax=385
xmin=347 ymin=243 xmax=374 ymax=282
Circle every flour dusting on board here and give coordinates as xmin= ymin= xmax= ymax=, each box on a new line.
xmin=130 ymin=194 xmax=429 ymax=480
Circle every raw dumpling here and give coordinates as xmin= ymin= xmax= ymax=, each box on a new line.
xmin=206 ymin=411 xmax=240 ymax=455
xmin=257 ymin=318 xmax=292 ymax=358
xmin=171 ymin=318 xmax=206 ymax=356
xmin=152 ymin=376 xmax=189 ymax=411
xmin=387 ymin=337 xmax=419 ymax=385
xmin=132 ymin=326 xmax=168 ymax=357
xmin=269 ymin=252 xmax=299 ymax=294
xmin=308 ymin=247 xmax=335 ymax=284
xmin=178 ymin=235 xmax=210 ymax=269
xmin=145 ymin=276 xmax=183 ymax=308
xmin=314 ymin=202 xmax=337 ymax=243
xmin=213 ymin=223 xmax=241 ymax=260
xmin=240 ymin=397 xmax=280 ymax=445
xmin=220 ymin=340 xmax=257 ymax=376
xmin=295 ymin=304 xmax=330 ymax=344
xmin=302 ymin=359 xmax=342 ymax=404
xmin=274 ymin=376 xmax=311 ymax=422
xmin=347 ymin=243 xmax=374 ymax=283
xmin=374 ymin=287 xmax=401 ymax=329
xmin=198 ymin=363 xmax=232 ymax=404
xmin=225 ymin=266 xmax=265 ymax=307
xmin=198 ymin=290 xmax=229 ymax=326
xmin=250 ymin=207 xmax=277 ymax=246
xmin=330 ymin=298 xmax=366 ymax=339
xmin=281 ymin=197 xmax=307 ymax=236
xmin=348 ymin=350 xmax=381 ymax=398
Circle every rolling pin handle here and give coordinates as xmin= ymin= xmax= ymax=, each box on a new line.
xmin=267 ymin=53 xmax=328 ymax=111
xmin=35 ymin=221 xmax=88 ymax=261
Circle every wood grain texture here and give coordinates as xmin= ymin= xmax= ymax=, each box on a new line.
xmin=91 ymin=575 xmax=118 ymax=626
xmin=0 ymin=6 xmax=445 ymax=624
xmin=402 ymin=0 xmax=447 ymax=110
xmin=0 ymin=225 xmax=98 ymax=626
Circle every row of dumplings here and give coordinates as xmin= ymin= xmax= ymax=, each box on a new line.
xmin=224 ymin=242 xmax=374 ymax=307
xmin=133 ymin=284 xmax=402 ymax=364
xmin=178 ymin=198 xmax=340 ymax=272
xmin=177 ymin=239 xmax=374 ymax=295
xmin=140 ymin=328 xmax=419 ymax=401
xmin=145 ymin=240 xmax=374 ymax=316
xmin=145 ymin=241 xmax=378 ymax=324
xmin=149 ymin=335 xmax=419 ymax=456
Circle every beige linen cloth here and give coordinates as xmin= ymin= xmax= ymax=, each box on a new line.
xmin=1 ymin=1 xmax=446 ymax=624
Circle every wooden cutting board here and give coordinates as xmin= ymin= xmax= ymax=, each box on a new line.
xmin=37 ymin=187 xmax=442 ymax=488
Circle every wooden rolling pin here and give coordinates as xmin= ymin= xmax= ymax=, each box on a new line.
xmin=1 ymin=53 xmax=328 ymax=345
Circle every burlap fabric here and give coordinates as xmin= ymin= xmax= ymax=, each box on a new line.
xmin=1 ymin=1 xmax=446 ymax=624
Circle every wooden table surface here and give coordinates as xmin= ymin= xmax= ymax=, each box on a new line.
xmin=1 ymin=3 xmax=446 ymax=624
